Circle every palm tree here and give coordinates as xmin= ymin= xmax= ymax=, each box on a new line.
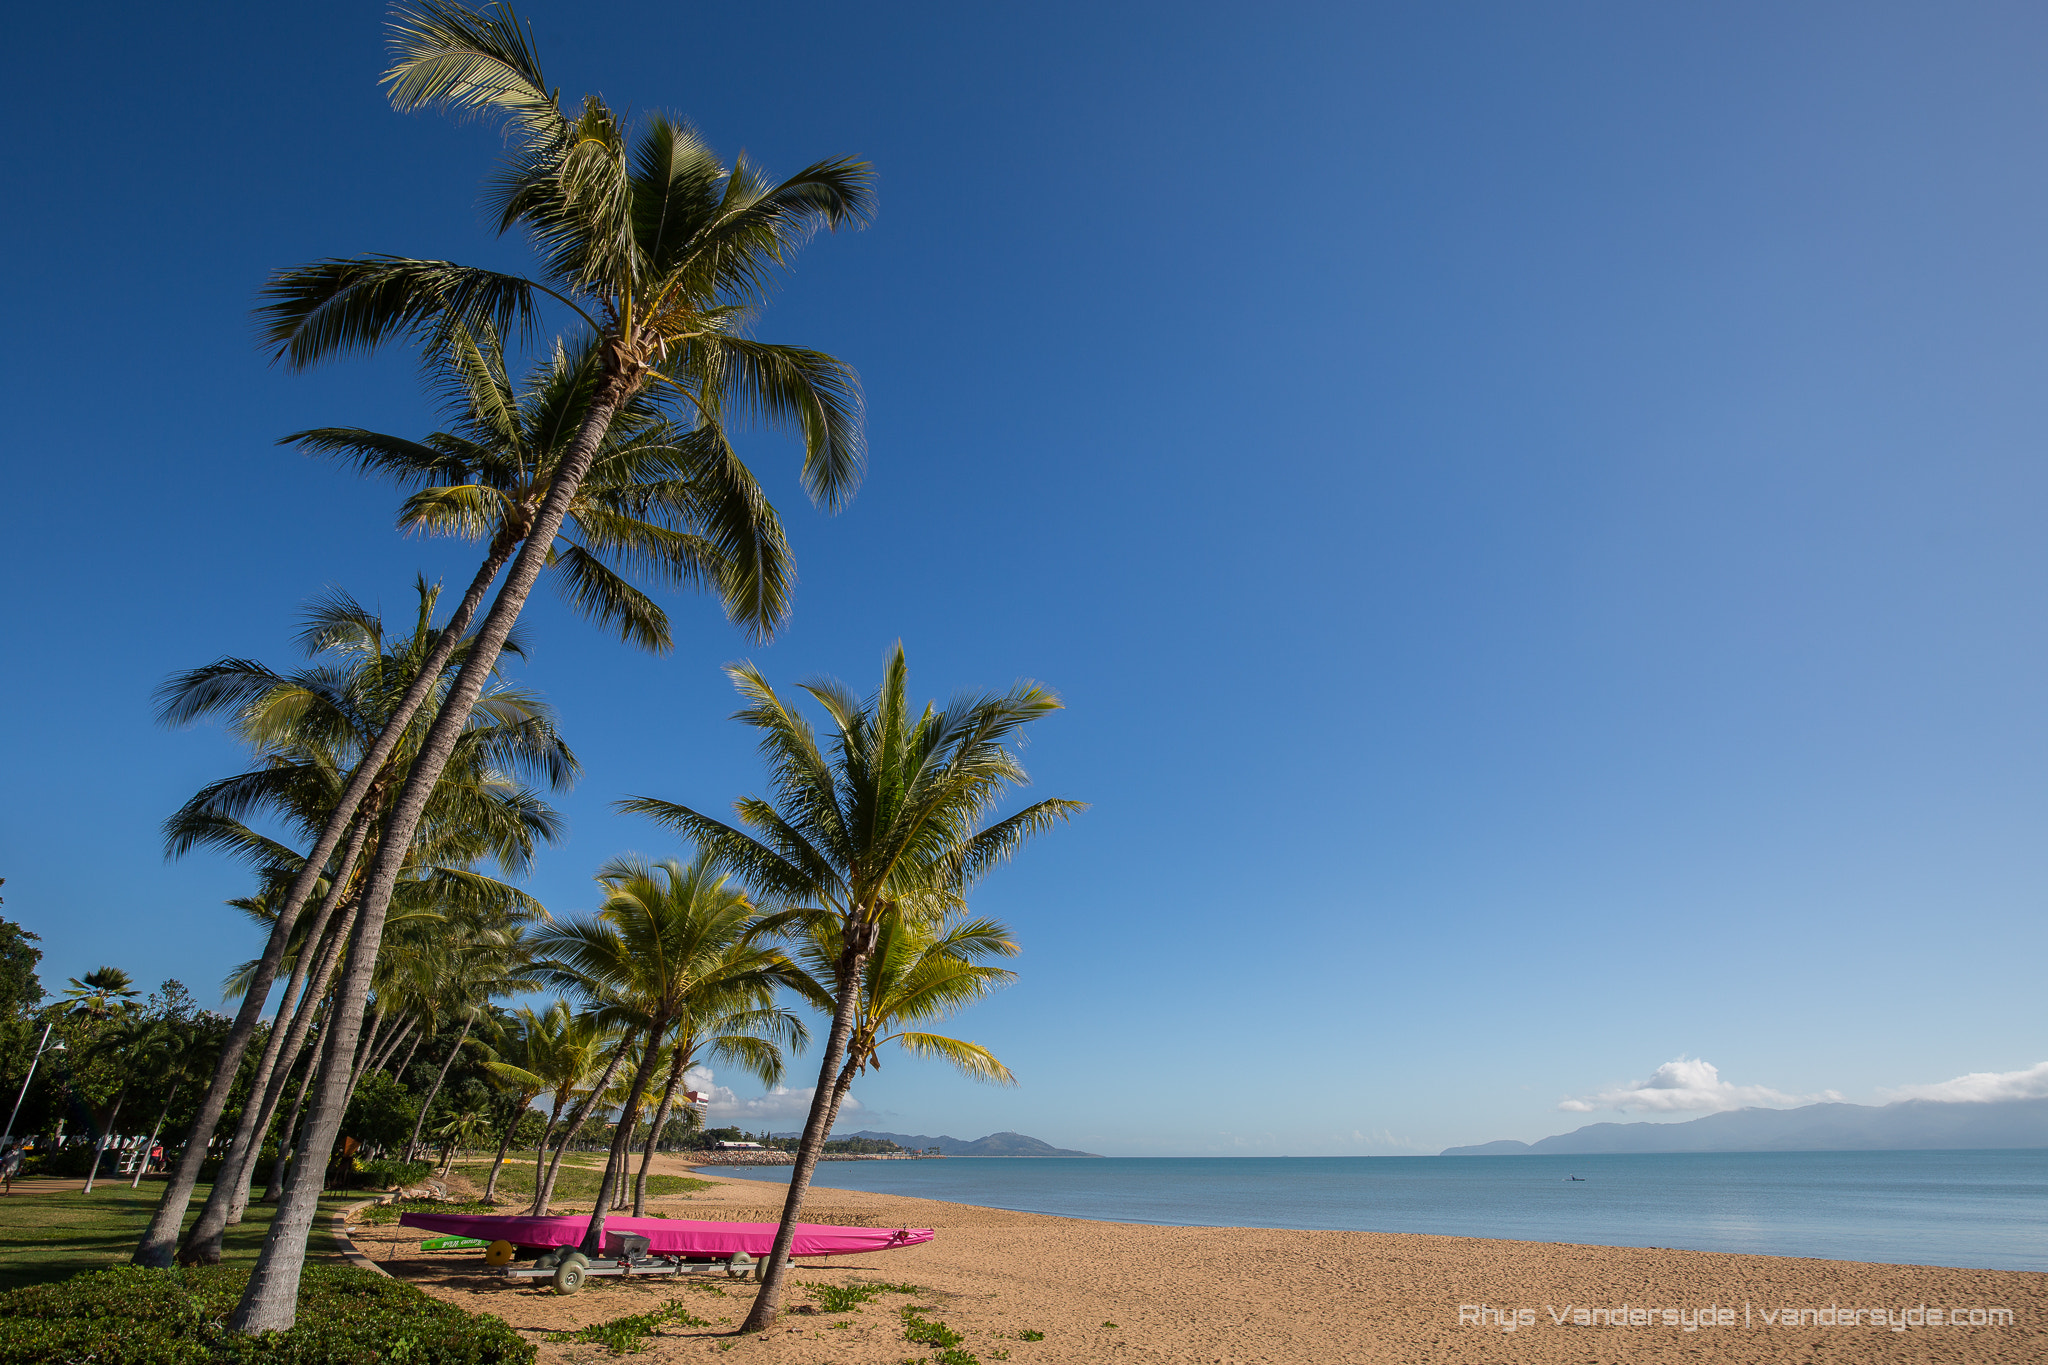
xmin=782 ymin=910 xmax=1020 ymax=1142
xmin=433 ymin=1105 xmax=495 ymax=1176
xmin=286 ymin=325 xmax=792 ymax=655
xmin=531 ymin=852 xmax=792 ymax=1253
xmin=154 ymin=581 xmax=569 ymax=1265
xmin=621 ymin=646 xmax=1081 ymax=1328
xmin=230 ymin=5 xmax=870 ymax=1328
xmin=628 ymin=997 xmax=799 ymax=1215
xmin=475 ymin=1000 xmax=575 ymax=1203
xmin=398 ymin=926 xmax=538 ymax=1162
xmin=63 ymin=969 xmax=138 ymax=1020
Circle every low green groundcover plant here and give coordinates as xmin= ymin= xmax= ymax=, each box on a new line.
xmin=544 ymin=1299 xmax=709 ymax=1354
xmin=0 ymin=1264 xmax=534 ymax=1365
xmin=804 ymin=1279 xmax=918 ymax=1312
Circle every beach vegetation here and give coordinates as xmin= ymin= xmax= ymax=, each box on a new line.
xmin=542 ymin=1297 xmax=709 ymax=1353
xmin=901 ymin=1305 xmax=966 ymax=1349
xmin=805 ymin=1279 xmax=920 ymax=1312
xmin=622 ymin=645 xmax=1082 ymax=1330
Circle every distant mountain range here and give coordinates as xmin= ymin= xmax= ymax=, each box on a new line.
xmin=848 ymin=1129 xmax=1103 ymax=1157
xmin=1441 ymin=1096 xmax=2048 ymax=1156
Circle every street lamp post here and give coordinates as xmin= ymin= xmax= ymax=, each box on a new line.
xmin=3 ymin=1020 xmax=64 ymax=1144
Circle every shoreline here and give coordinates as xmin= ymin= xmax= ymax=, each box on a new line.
xmin=369 ymin=1159 xmax=2047 ymax=1363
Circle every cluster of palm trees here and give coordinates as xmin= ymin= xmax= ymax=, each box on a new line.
xmin=132 ymin=0 xmax=1079 ymax=1337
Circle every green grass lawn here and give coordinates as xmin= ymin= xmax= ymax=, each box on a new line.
xmin=0 ymin=1180 xmax=359 ymax=1292
xmin=449 ymin=1155 xmax=712 ymax=1206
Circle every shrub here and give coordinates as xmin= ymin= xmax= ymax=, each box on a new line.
xmin=0 ymin=1264 xmax=533 ymax=1364
xmin=21 ymin=1145 xmax=100 ymax=1179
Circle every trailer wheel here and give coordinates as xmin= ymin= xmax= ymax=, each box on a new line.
xmin=534 ymin=1251 xmax=560 ymax=1271
xmin=484 ymin=1240 xmax=516 ymax=1267
xmin=552 ymin=1259 xmax=586 ymax=1295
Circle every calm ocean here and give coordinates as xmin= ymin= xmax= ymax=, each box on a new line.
xmin=706 ymin=1150 xmax=2048 ymax=1271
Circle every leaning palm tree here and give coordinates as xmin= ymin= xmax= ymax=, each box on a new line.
xmin=621 ymin=646 xmax=1082 ymax=1328
xmin=782 ymin=909 xmax=1021 ymax=1142
xmin=227 ymin=5 xmax=870 ymax=1327
xmin=628 ymin=998 xmax=800 ymax=1215
xmin=531 ymin=852 xmax=792 ymax=1253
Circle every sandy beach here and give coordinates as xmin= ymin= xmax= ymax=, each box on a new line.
xmin=346 ymin=1157 xmax=2047 ymax=1364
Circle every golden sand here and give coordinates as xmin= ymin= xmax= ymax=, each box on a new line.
xmin=355 ymin=1160 xmax=2045 ymax=1364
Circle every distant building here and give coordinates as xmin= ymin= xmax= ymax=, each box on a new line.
xmin=715 ymin=1140 xmax=764 ymax=1150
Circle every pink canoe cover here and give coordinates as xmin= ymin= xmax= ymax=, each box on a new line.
xmin=399 ymin=1211 xmax=933 ymax=1258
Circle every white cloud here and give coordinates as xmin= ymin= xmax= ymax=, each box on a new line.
xmin=683 ymin=1066 xmax=861 ymax=1127
xmin=1558 ymin=1057 xmax=1840 ymax=1114
xmin=1880 ymin=1061 xmax=2048 ymax=1104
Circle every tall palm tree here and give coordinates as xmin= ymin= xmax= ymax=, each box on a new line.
xmin=155 ymin=581 xmax=569 ymax=1265
xmin=229 ymin=5 xmax=870 ymax=1328
xmin=621 ymin=646 xmax=1081 ymax=1328
xmin=532 ymin=852 xmax=792 ymax=1253
xmin=781 ymin=910 xmax=1020 ymax=1142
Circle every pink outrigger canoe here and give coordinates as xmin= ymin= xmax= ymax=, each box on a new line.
xmin=399 ymin=1210 xmax=933 ymax=1258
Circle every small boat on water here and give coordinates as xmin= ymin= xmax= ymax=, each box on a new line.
xmin=399 ymin=1210 xmax=932 ymax=1259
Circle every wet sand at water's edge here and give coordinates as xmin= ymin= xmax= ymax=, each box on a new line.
xmin=350 ymin=1156 xmax=2047 ymax=1364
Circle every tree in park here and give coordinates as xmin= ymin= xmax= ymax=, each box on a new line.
xmin=138 ymin=1 xmax=867 ymax=1297
xmin=62 ymin=968 xmax=139 ymax=1020
xmin=621 ymin=646 xmax=1081 ymax=1328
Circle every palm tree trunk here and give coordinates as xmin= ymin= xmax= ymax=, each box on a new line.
xmin=83 ymin=1081 xmax=129 ymax=1193
xmin=480 ymin=1093 xmax=531 ymax=1203
xmin=132 ymin=1085 xmax=180 ymax=1190
xmin=231 ymin=390 xmax=624 ymax=1333
xmin=179 ymin=880 xmax=363 ymax=1264
xmin=133 ymin=541 xmax=515 ymax=1269
xmin=578 ymin=1022 xmax=666 ymax=1255
xmin=532 ymin=1043 xmax=628 ymax=1215
xmin=231 ymin=905 xmax=355 ymax=1214
xmin=402 ymin=1014 xmax=472 ymax=1162
xmin=528 ymin=1097 xmax=565 ymax=1206
xmin=385 ymin=1020 xmax=425 ymax=1081
xmin=262 ymin=1001 xmax=328 ymax=1202
xmin=633 ymin=1045 xmax=690 ymax=1216
xmin=351 ymin=1010 xmax=384 ymax=1083
xmin=741 ymin=940 xmax=872 ymax=1332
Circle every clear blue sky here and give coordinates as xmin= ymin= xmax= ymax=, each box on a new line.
xmin=3 ymin=1 xmax=2045 ymax=1154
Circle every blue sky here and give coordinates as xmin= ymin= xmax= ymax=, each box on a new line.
xmin=4 ymin=1 xmax=2047 ymax=1154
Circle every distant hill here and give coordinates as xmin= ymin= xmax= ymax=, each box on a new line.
xmin=1440 ymin=1096 xmax=2048 ymax=1156
xmin=849 ymin=1129 xmax=1103 ymax=1157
